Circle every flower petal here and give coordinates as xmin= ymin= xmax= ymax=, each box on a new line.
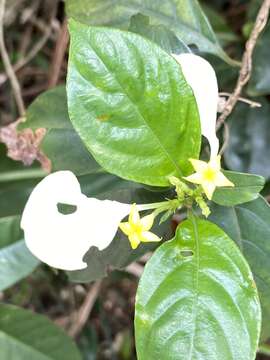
xmin=184 ymin=172 xmax=204 ymax=185
xmin=119 ymin=222 xmax=132 ymax=236
xmin=189 ymin=158 xmax=208 ymax=173
xmin=129 ymin=203 xmax=140 ymax=226
xmin=21 ymin=171 xmax=130 ymax=271
xmin=173 ymin=53 xmax=219 ymax=157
xmin=140 ymin=231 xmax=161 ymax=243
xmin=209 ymin=155 xmax=221 ymax=172
xmin=202 ymin=181 xmax=216 ymax=200
xmin=215 ymin=172 xmax=234 ymax=187
xmin=140 ymin=214 xmax=154 ymax=231
xmin=129 ymin=233 xmax=141 ymax=249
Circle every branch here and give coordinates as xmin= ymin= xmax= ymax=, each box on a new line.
xmin=0 ymin=2 xmax=58 ymax=86
xmin=68 ymin=281 xmax=102 ymax=338
xmin=0 ymin=0 xmax=25 ymax=116
xmin=216 ymin=0 xmax=270 ymax=130
xmin=47 ymin=17 xmax=69 ymax=88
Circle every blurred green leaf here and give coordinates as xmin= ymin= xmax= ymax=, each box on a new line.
xmin=20 ymin=86 xmax=102 ymax=176
xmin=0 ymin=216 xmax=39 ymax=291
xmin=224 ymin=99 xmax=270 ymax=179
xmin=212 ymin=170 xmax=265 ymax=206
xmin=78 ymin=325 xmax=98 ymax=360
xmin=129 ymin=13 xmax=189 ymax=54
xmin=202 ymin=4 xmax=238 ymax=45
xmin=210 ymin=196 xmax=270 ymax=341
xmin=0 ymin=304 xmax=82 ymax=360
xmin=248 ymin=24 xmax=270 ymax=96
xmin=0 ymin=144 xmax=43 ymax=218
xmin=65 ymin=0 xmax=235 ymax=64
xmin=135 ymin=218 xmax=261 ymax=359
xmin=67 ymin=22 xmax=201 ymax=186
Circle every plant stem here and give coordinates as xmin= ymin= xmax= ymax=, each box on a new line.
xmin=258 ymin=343 xmax=270 ymax=356
xmin=0 ymin=0 xmax=25 ymax=116
xmin=0 ymin=169 xmax=47 ymax=182
xmin=137 ymin=201 xmax=171 ymax=211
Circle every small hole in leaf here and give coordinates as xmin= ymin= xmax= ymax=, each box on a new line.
xmin=57 ymin=203 xmax=77 ymax=215
xmin=187 ymin=44 xmax=199 ymax=53
xmin=180 ymin=249 xmax=194 ymax=258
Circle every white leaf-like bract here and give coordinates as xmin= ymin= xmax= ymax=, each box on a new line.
xmin=173 ymin=53 xmax=219 ymax=157
xmin=21 ymin=171 xmax=130 ymax=271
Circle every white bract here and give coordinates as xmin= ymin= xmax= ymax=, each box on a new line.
xmin=21 ymin=171 xmax=130 ymax=271
xmin=173 ymin=53 xmax=219 ymax=158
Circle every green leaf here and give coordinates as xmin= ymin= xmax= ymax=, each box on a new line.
xmin=247 ymin=24 xmax=270 ymax=96
xmin=135 ymin=217 xmax=261 ymax=360
xmin=65 ymin=0 xmax=235 ymax=64
xmin=0 ymin=178 xmax=40 ymax=218
xmin=20 ymin=86 xmax=102 ymax=176
xmin=0 ymin=239 xmax=39 ymax=291
xmin=209 ymin=196 xmax=270 ymax=341
xmin=224 ymin=99 xmax=270 ymax=179
xmin=212 ymin=170 xmax=265 ymax=206
xmin=0 ymin=304 xmax=81 ymax=360
xmin=67 ymin=21 xmax=201 ymax=186
xmin=0 ymin=144 xmax=42 ymax=218
xmin=0 ymin=216 xmax=39 ymax=291
xmin=129 ymin=14 xmax=189 ymax=54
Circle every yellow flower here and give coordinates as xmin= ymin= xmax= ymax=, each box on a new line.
xmin=119 ymin=204 xmax=161 ymax=249
xmin=184 ymin=155 xmax=234 ymax=200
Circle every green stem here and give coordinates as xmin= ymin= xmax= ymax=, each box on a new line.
xmin=0 ymin=168 xmax=47 ymax=182
xmin=258 ymin=344 xmax=270 ymax=356
xmin=137 ymin=201 xmax=171 ymax=211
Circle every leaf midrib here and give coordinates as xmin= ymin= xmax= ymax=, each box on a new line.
xmin=187 ymin=215 xmax=200 ymax=360
xmin=85 ymin=32 xmax=184 ymax=176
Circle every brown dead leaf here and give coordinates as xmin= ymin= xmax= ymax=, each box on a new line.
xmin=0 ymin=119 xmax=51 ymax=172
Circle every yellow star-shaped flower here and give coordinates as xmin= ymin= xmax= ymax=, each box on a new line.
xmin=184 ymin=155 xmax=234 ymax=200
xmin=119 ymin=204 xmax=161 ymax=249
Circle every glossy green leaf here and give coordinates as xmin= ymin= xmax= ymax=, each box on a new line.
xmin=224 ymin=99 xmax=270 ymax=179
xmin=210 ymin=196 xmax=270 ymax=341
xmin=135 ymin=218 xmax=261 ymax=360
xmin=248 ymin=24 xmax=270 ymax=96
xmin=0 ymin=216 xmax=39 ymax=291
xmin=0 ymin=304 xmax=81 ymax=360
xmin=65 ymin=0 xmax=235 ymax=64
xmin=67 ymin=21 xmax=201 ymax=186
xmin=20 ymin=86 xmax=101 ymax=176
xmin=212 ymin=170 xmax=265 ymax=206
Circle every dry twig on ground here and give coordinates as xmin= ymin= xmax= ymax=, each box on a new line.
xmin=0 ymin=1 xmax=58 ymax=86
xmin=68 ymin=281 xmax=102 ymax=338
xmin=216 ymin=0 xmax=270 ymax=130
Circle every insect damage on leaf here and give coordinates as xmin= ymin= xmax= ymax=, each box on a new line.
xmin=96 ymin=114 xmax=111 ymax=122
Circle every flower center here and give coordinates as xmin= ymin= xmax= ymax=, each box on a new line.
xmin=203 ymin=167 xmax=216 ymax=182
xmin=132 ymin=223 xmax=143 ymax=233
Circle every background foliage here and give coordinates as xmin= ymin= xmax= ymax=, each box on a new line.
xmin=1 ymin=0 xmax=270 ymax=359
